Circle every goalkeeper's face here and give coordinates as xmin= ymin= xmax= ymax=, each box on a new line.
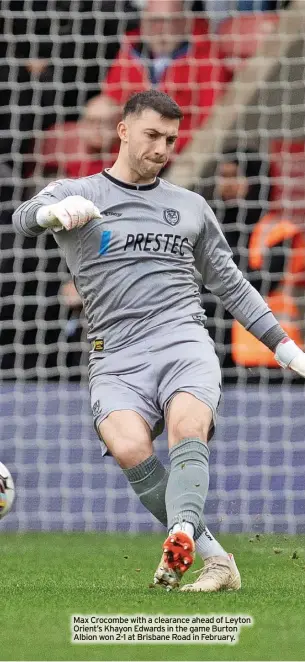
xmin=120 ymin=109 xmax=179 ymax=178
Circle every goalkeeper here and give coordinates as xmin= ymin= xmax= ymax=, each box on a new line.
xmin=13 ymin=90 xmax=305 ymax=593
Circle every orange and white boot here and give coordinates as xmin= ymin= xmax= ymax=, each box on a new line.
xmin=153 ymin=531 xmax=195 ymax=590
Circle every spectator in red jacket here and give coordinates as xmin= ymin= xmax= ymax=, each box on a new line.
xmin=37 ymin=94 xmax=121 ymax=179
xmin=102 ymin=0 xmax=229 ymax=154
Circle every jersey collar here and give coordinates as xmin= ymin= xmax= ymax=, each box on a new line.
xmin=102 ymin=169 xmax=160 ymax=191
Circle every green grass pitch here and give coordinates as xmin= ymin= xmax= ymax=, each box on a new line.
xmin=1 ymin=532 xmax=305 ymax=661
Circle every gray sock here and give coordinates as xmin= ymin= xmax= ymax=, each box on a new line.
xmin=166 ymin=438 xmax=209 ymax=534
xmin=123 ymin=453 xmax=206 ymax=539
xmin=123 ymin=455 xmax=168 ymax=527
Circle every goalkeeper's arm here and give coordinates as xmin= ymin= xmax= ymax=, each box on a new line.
xmin=12 ymin=180 xmax=101 ymax=237
xmin=195 ymin=200 xmax=305 ymax=377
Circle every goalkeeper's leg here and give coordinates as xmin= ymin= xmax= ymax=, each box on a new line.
xmin=97 ymin=409 xmax=239 ymax=592
xmin=123 ymin=451 xmax=235 ymax=590
xmin=115 ymin=410 xmax=237 ymax=590
xmin=159 ymin=392 xmax=240 ymax=592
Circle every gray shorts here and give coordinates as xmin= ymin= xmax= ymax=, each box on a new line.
xmin=88 ymin=319 xmax=222 ymax=455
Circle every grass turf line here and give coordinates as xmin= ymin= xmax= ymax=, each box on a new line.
xmin=1 ymin=532 xmax=305 ymax=661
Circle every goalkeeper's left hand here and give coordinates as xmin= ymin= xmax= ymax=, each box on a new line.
xmin=274 ymin=338 xmax=305 ymax=377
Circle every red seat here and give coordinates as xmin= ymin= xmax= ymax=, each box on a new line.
xmin=217 ymin=13 xmax=279 ymax=74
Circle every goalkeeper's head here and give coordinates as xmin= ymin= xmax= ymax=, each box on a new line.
xmin=115 ymin=90 xmax=183 ymax=179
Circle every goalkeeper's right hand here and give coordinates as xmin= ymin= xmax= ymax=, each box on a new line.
xmin=36 ymin=195 xmax=102 ymax=232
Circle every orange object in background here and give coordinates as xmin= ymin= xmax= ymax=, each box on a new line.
xmin=232 ymin=213 xmax=305 ymax=367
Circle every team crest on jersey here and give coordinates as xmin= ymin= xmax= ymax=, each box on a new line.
xmin=163 ymin=208 xmax=180 ymax=226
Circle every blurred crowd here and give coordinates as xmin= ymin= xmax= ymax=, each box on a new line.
xmin=1 ymin=0 xmax=303 ymax=383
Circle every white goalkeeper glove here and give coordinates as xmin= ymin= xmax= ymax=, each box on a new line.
xmin=274 ymin=338 xmax=305 ymax=378
xmin=36 ymin=195 xmax=102 ymax=232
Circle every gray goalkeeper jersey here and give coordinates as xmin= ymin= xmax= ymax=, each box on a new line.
xmin=13 ymin=170 xmax=277 ymax=351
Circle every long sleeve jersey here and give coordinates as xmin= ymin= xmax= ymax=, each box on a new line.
xmin=12 ymin=170 xmax=279 ymax=352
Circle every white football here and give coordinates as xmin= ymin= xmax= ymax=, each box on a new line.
xmin=0 ymin=462 xmax=15 ymax=520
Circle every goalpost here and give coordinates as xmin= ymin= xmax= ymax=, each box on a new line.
xmin=1 ymin=0 xmax=305 ymax=534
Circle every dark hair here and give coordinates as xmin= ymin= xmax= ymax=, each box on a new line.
xmin=123 ymin=90 xmax=183 ymax=121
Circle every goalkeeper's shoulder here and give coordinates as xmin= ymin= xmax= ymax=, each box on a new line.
xmin=26 ymin=172 xmax=103 ymax=207
xmin=41 ymin=172 xmax=104 ymax=201
xmin=161 ymin=177 xmax=205 ymax=203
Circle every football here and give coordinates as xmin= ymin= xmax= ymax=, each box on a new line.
xmin=0 ymin=462 xmax=15 ymax=520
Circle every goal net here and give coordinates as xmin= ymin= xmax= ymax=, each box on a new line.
xmin=1 ymin=0 xmax=305 ymax=534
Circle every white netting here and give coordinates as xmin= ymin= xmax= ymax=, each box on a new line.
xmin=1 ymin=0 xmax=305 ymax=533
